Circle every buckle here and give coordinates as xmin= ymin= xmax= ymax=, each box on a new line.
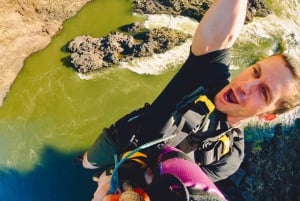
xmin=194 ymin=95 xmax=215 ymax=115
xmin=218 ymin=134 xmax=231 ymax=155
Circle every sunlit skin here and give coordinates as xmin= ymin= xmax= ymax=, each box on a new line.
xmin=214 ymin=55 xmax=297 ymax=126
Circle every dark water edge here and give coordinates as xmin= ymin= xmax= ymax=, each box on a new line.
xmin=0 ymin=146 xmax=99 ymax=201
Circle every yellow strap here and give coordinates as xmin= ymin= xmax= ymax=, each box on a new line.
xmin=218 ymin=134 xmax=231 ymax=155
xmin=194 ymin=95 xmax=215 ymax=114
xmin=121 ymin=151 xmax=148 ymax=167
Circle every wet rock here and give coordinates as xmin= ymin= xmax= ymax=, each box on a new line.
xmin=67 ymin=28 xmax=191 ymax=73
xmin=119 ymin=22 xmax=146 ymax=34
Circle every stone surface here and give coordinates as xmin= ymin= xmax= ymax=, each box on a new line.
xmin=67 ymin=26 xmax=191 ymax=73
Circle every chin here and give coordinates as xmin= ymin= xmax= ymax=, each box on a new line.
xmin=214 ymin=99 xmax=225 ymax=113
xmin=214 ymin=94 xmax=225 ymax=110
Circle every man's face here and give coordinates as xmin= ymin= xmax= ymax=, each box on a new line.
xmin=214 ymin=55 xmax=297 ymax=125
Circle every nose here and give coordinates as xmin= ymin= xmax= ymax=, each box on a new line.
xmin=240 ymin=79 xmax=260 ymax=96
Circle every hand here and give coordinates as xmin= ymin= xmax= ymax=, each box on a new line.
xmin=92 ymin=172 xmax=112 ymax=201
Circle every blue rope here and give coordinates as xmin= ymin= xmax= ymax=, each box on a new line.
xmin=108 ymin=134 xmax=176 ymax=194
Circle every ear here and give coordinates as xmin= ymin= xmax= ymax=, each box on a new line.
xmin=258 ymin=114 xmax=277 ymax=121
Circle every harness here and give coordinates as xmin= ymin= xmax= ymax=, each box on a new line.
xmin=111 ymin=86 xmax=242 ymax=167
xmin=161 ymin=86 xmax=242 ymax=165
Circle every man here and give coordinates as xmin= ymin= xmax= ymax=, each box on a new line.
xmin=82 ymin=0 xmax=300 ymax=182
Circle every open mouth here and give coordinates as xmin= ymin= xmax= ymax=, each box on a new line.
xmin=224 ymin=89 xmax=238 ymax=104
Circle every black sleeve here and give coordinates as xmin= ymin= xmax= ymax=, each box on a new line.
xmin=200 ymin=136 xmax=245 ymax=182
xmin=141 ymin=48 xmax=232 ymax=142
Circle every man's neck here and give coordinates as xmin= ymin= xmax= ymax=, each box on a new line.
xmin=227 ymin=115 xmax=248 ymax=127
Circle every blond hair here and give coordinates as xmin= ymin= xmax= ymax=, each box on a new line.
xmin=273 ymin=53 xmax=300 ymax=114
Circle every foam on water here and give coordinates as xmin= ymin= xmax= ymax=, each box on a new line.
xmin=119 ymin=14 xmax=198 ymax=75
xmin=119 ymin=39 xmax=192 ymax=75
xmin=143 ymin=14 xmax=198 ymax=35
xmin=238 ymin=0 xmax=300 ymax=57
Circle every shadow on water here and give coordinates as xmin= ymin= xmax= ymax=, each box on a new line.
xmin=0 ymin=146 xmax=99 ymax=201
xmin=60 ymin=55 xmax=74 ymax=71
xmin=60 ymin=41 xmax=76 ymax=71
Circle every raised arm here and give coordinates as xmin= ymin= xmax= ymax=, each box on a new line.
xmin=192 ymin=0 xmax=247 ymax=55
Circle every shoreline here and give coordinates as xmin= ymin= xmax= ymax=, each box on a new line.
xmin=0 ymin=0 xmax=92 ymax=106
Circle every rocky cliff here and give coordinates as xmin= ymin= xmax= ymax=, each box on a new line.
xmin=0 ymin=0 xmax=91 ymax=106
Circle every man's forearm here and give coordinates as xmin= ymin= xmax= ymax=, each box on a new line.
xmin=192 ymin=0 xmax=248 ymax=55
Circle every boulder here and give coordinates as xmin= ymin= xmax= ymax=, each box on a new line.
xmin=67 ymin=27 xmax=191 ymax=73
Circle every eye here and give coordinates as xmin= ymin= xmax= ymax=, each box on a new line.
xmin=252 ymin=66 xmax=260 ymax=78
xmin=261 ymin=86 xmax=268 ymax=102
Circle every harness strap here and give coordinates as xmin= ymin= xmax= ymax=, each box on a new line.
xmin=162 ymin=85 xmax=242 ymax=165
xmin=195 ymin=127 xmax=242 ymax=165
xmin=164 ymin=92 xmax=215 ymax=148
xmin=165 ymin=117 xmax=187 ymax=147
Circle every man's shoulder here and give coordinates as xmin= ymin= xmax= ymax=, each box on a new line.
xmin=189 ymin=48 xmax=231 ymax=65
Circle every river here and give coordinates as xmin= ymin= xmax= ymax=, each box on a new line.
xmin=0 ymin=0 xmax=299 ymax=200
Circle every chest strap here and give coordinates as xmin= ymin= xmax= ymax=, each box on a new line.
xmin=164 ymin=93 xmax=215 ymax=147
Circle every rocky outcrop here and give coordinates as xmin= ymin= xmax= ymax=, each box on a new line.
xmin=133 ymin=0 xmax=270 ymax=22
xmin=216 ymin=119 xmax=300 ymax=201
xmin=67 ymin=24 xmax=191 ymax=73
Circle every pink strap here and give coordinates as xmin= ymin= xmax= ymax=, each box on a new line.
xmin=159 ymin=146 xmax=225 ymax=199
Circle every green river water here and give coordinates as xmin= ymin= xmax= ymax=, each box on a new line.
xmin=0 ymin=0 xmax=177 ymax=200
xmin=1 ymin=0 xmax=299 ymax=200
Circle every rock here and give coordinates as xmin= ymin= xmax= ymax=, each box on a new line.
xmin=119 ymin=22 xmax=146 ymax=33
xmin=134 ymin=0 xmax=270 ymax=22
xmin=217 ymin=122 xmax=300 ymax=201
xmin=67 ymin=27 xmax=191 ymax=73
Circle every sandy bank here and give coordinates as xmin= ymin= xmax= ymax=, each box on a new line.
xmin=0 ymin=0 xmax=91 ymax=106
